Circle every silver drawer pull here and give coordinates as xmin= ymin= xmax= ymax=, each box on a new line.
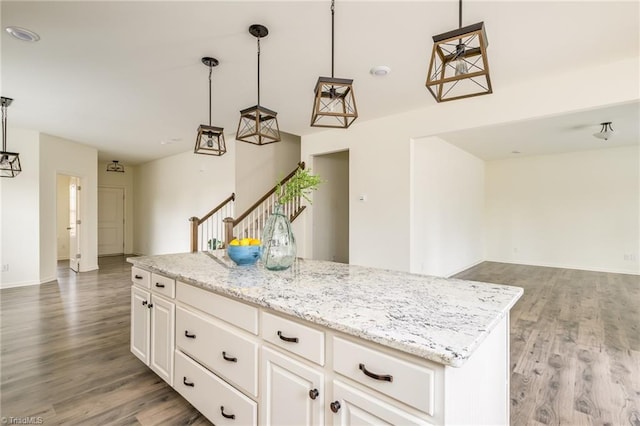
xmin=359 ymin=363 xmax=393 ymax=382
xmin=277 ymin=330 xmax=299 ymax=343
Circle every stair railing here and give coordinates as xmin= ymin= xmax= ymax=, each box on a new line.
xmin=189 ymin=193 xmax=235 ymax=252
xmin=224 ymin=162 xmax=306 ymax=244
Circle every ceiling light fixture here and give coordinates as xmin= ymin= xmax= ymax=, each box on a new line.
xmin=1 ymin=97 xmax=21 ymax=178
xmin=5 ymin=26 xmax=40 ymax=42
xmin=425 ymin=0 xmax=492 ymax=102
xmin=106 ymin=160 xmax=125 ymax=173
xmin=370 ymin=66 xmax=391 ymax=76
xmin=194 ymin=57 xmax=226 ymax=156
xmin=593 ymin=122 xmax=614 ymax=141
xmin=236 ymin=24 xmax=281 ymax=145
xmin=310 ymin=0 xmax=358 ymax=129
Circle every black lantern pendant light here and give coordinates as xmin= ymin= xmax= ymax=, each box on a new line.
xmin=1 ymin=97 xmax=21 ymax=178
xmin=311 ymin=0 xmax=358 ymax=128
xmin=593 ymin=122 xmax=614 ymax=141
xmin=236 ymin=24 xmax=281 ymax=145
xmin=106 ymin=160 xmax=125 ymax=173
xmin=425 ymin=0 xmax=492 ymax=102
xmin=195 ymin=57 xmax=226 ymax=156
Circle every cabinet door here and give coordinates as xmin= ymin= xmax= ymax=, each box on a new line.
xmin=130 ymin=286 xmax=150 ymax=364
xmin=150 ymin=294 xmax=175 ymax=386
xmin=331 ymin=381 xmax=432 ymax=426
xmin=261 ymin=347 xmax=324 ymax=426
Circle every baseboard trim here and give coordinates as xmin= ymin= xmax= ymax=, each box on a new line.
xmin=80 ymin=264 xmax=99 ymax=272
xmin=485 ymin=258 xmax=640 ymax=276
xmin=446 ymin=259 xmax=485 ymax=278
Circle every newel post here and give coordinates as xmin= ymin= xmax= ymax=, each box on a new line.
xmin=189 ymin=217 xmax=199 ymax=253
xmin=223 ymin=217 xmax=235 ymax=247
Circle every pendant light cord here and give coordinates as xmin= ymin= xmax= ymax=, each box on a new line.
xmin=1 ymin=103 xmax=7 ymax=152
xmin=208 ymin=65 xmax=212 ymax=126
xmin=331 ymin=0 xmax=335 ymax=78
xmin=257 ymin=36 xmax=261 ymax=106
xmin=458 ymin=0 xmax=462 ymax=28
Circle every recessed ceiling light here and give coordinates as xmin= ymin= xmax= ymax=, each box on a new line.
xmin=370 ymin=65 xmax=391 ymax=76
xmin=5 ymin=26 xmax=40 ymax=42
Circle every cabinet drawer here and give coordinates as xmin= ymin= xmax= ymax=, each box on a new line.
xmin=262 ymin=312 xmax=325 ymax=366
xmin=177 ymin=281 xmax=258 ymax=335
xmin=333 ymin=380 xmax=433 ymax=425
xmin=131 ymin=267 xmax=150 ymax=288
xmin=176 ymin=307 xmax=258 ymax=396
xmin=151 ymin=273 xmax=175 ymax=298
xmin=174 ymin=350 xmax=257 ymax=426
xmin=333 ymin=337 xmax=435 ymax=415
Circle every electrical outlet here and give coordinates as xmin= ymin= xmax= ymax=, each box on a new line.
xmin=1 ymin=264 xmax=8 ymax=272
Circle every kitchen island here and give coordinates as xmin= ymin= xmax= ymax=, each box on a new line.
xmin=128 ymin=252 xmax=522 ymax=425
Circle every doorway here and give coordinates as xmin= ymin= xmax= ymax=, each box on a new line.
xmin=312 ymin=150 xmax=349 ymax=263
xmin=56 ymin=174 xmax=82 ymax=272
xmin=98 ymin=186 xmax=125 ymax=256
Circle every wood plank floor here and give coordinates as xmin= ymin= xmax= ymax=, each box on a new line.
xmin=0 ymin=256 xmax=210 ymax=425
xmin=1 ymin=257 xmax=638 ymax=425
xmin=455 ymin=262 xmax=640 ymax=426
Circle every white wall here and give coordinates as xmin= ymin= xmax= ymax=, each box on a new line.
xmin=235 ymin=132 xmax=301 ymax=213
xmin=39 ymin=133 xmax=99 ymax=281
xmin=486 ymin=146 xmax=639 ymax=274
xmin=98 ymin=161 xmax=135 ymax=254
xmin=0 ymin=128 xmax=40 ymax=288
xmin=410 ymin=137 xmax=485 ymax=277
xmin=312 ymin=151 xmax=349 ymax=263
xmin=134 ymin=143 xmax=235 ymax=255
xmin=56 ymin=174 xmax=70 ymax=260
xmin=302 ymin=56 xmax=638 ymax=273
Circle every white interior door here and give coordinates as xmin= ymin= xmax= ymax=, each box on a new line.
xmin=69 ymin=177 xmax=81 ymax=272
xmin=98 ymin=186 xmax=125 ymax=255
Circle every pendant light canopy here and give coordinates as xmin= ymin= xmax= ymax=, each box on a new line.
xmin=1 ymin=97 xmax=21 ymax=178
xmin=106 ymin=160 xmax=125 ymax=173
xmin=195 ymin=57 xmax=226 ymax=156
xmin=310 ymin=0 xmax=357 ymax=129
xmin=426 ymin=0 xmax=492 ymax=102
xmin=236 ymin=24 xmax=281 ymax=146
xmin=593 ymin=122 xmax=614 ymax=141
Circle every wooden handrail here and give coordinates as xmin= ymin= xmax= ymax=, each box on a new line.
xmin=190 ymin=192 xmax=235 ymax=252
xmin=198 ymin=193 xmax=236 ymax=225
xmin=232 ymin=162 xmax=305 ymax=226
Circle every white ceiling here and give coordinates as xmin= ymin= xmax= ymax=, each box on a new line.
xmin=1 ymin=1 xmax=638 ymax=165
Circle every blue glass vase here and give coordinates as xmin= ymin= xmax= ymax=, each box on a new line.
xmin=261 ymin=204 xmax=296 ymax=271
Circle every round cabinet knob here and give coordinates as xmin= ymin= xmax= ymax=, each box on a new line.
xmin=308 ymin=389 xmax=319 ymax=400
xmin=330 ymin=401 xmax=341 ymax=413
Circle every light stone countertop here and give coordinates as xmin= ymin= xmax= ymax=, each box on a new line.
xmin=128 ymin=251 xmax=523 ymax=367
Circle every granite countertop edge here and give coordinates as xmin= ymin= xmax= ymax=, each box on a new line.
xmin=128 ymin=252 xmax=523 ymax=368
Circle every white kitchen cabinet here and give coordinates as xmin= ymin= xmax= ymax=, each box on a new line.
xmin=149 ymin=294 xmax=175 ymax=385
xmin=330 ymin=380 xmax=433 ymax=426
xmin=261 ymin=346 xmax=324 ymax=426
xmin=130 ymin=271 xmax=175 ymax=386
xmin=130 ymin=286 xmax=150 ymax=364
xmin=174 ymin=350 xmax=258 ymax=426
xmin=129 ymin=253 xmax=519 ymax=426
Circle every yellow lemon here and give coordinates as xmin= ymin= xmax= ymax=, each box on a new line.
xmin=229 ymin=239 xmax=240 ymax=246
xmin=239 ymin=238 xmax=251 ymax=246
xmin=250 ymin=238 xmax=261 ymax=246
